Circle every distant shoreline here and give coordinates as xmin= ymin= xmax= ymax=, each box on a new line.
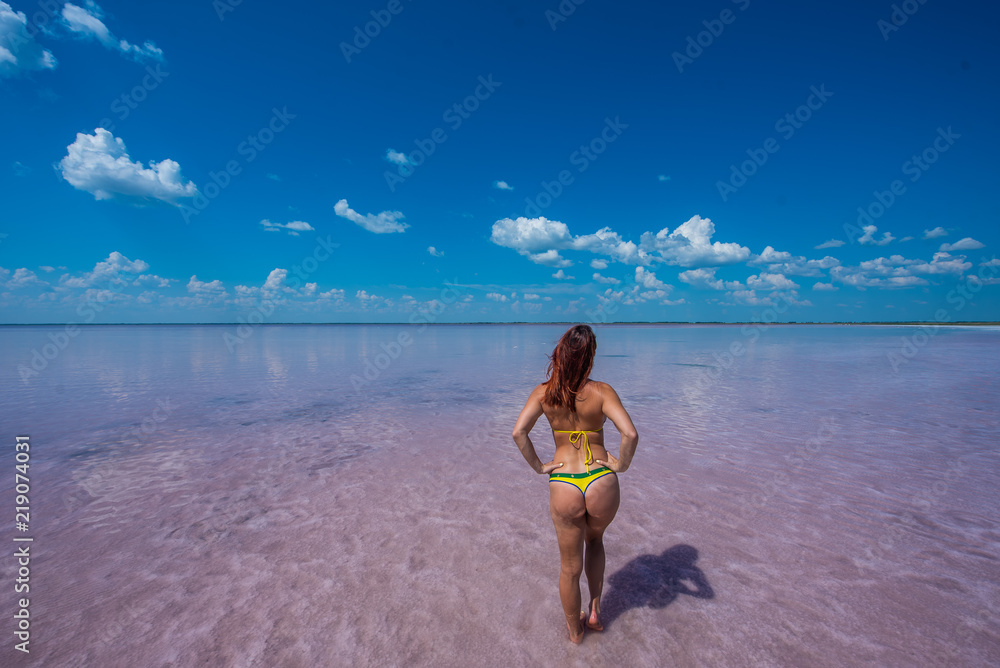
xmin=1 ymin=321 xmax=998 ymax=327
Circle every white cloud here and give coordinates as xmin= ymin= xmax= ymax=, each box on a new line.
xmin=613 ymin=268 xmax=678 ymax=305
xmin=827 ymin=253 xmax=962 ymax=289
xmin=354 ymin=289 xmax=393 ymax=309
xmin=858 ymin=225 xmax=895 ymax=246
xmin=639 ymin=215 xmax=750 ymax=267
xmin=79 ymin=286 xmax=127 ymax=307
xmin=868 ymin=255 xmax=919 ymax=271
xmin=60 ymin=251 xmax=149 ymax=288
xmin=132 ymin=273 xmax=170 ymax=288
xmin=595 ymin=286 xmax=636 ymax=309
xmin=491 ymin=216 xmax=574 ymax=254
xmin=635 ymin=266 xmax=669 ymax=291
xmin=489 ymin=217 xmax=578 ymax=267
xmin=494 ymin=180 xmax=513 ymax=191
xmin=231 ymin=268 xmax=318 ymax=304
xmin=492 ymin=213 xmax=749 ymax=270
xmin=939 ymin=237 xmax=984 ymax=252
xmin=187 ymin=275 xmax=225 ymax=294
xmin=428 ymin=246 xmax=444 ymax=257
xmin=910 ymin=252 xmax=972 ymax=276
xmin=815 ymin=239 xmax=845 ymax=249
xmin=318 ymin=288 xmax=345 ymax=301
xmin=0 ymin=2 xmax=57 ymax=78
xmin=590 ymin=259 xmax=608 ymax=270
xmin=784 ymin=293 xmax=812 ymax=307
xmin=60 ymin=2 xmax=163 ymax=62
xmin=490 ymin=217 xmax=650 ymax=267
xmin=486 ymin=292 xmax=508 ymax=302
xmin=638 ymin=289 xmax=675 ymax=303
xmin=527 ymin=249 xmax=572 ymax=268
xmin=982 ymin=258 xmax=1000 ymax=268
xmin=385 ymin=149 xmax=410 ymax=165
xmin=832 ymin=272 xmax=927 ymax=289
xmin=59 ymin=129 xmax=198 ymax=205
xmin=746 ymin=273 xmax=800 ymax=291
xmin=260 ymin=219 xmax=315 ymax=236
xmin=724 ymin=288 xmax=809 ymax=308
xmin=334 ymin=199 xmax=408 ymax=234
xmin=678 ymin=267 xmax=725 ymax=290
xmin=4 ymin=267 xmax=45 ymax=289
xmin=833 ymin=253 xmax=971 ymax=284
xmin=923 ymin=227 xmax=947 ymax=239
xmin=523 ymin=293 xmax=540 ymax=300
xmin=263 ymin=268 xmax=289 ymax=293
xmin=727 ymin=289 xmax=773 ymax=306
xmin=745 ymin=245 xmax=839 ymax=280
xmin=573 ymin=227 xmax=648 ymax=264
xmin=812 ymin=282 xmax=838 ymax=291
xmin=552 ymin=269 xmax=574 ymax=280
xmin=759 ymin=255 xmax=841 ymax=278
xmin=233 ymin=284 xmax=258 ymax=299
xmin=593 ymin=273 xmax=620 ymax=285
xmin=749 ymin=246 xmax=794 ymax=265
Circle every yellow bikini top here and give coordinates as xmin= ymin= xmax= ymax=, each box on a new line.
xmin=552 ymin=427 xmax=603 ymax=473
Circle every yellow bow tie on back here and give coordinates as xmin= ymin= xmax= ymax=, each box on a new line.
xmin=553 ymin=427 xmax=603 ymax=472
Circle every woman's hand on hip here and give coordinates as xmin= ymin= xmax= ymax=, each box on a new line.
xmin=595 ymin=452 xmax=624 ymax=473
xmin=540 ymin=460 xmax=564 ymax=474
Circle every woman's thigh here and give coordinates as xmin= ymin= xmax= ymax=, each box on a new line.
xmin=584 ymin=473 xmax=620 ymax=537
xmin=549 ymin=483 xmax=587 ymax=560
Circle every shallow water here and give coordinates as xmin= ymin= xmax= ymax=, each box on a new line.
xmin=1 ymin=324 xmax=998 ymax=666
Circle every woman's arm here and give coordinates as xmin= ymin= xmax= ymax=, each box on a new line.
xmin=512 ymin=385 xmax=564 ymax=475
xmin=594 ymin=382 xmax=639 ymax=472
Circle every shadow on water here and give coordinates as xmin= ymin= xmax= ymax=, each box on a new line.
xmin=600 ymin=544 xmax=713 ymax=628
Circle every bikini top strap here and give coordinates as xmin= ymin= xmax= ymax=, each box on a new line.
xmin=552 ymin=427 xmax=603 ymax=470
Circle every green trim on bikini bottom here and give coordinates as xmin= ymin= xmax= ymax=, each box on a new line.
xmin=548 ymin=466 xmax=612 ymax=479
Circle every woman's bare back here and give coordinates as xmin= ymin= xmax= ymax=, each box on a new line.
xmin=542 ymin=379 xmax=637 ymax=474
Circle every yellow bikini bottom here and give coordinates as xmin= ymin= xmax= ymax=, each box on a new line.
xmin=548 ymin=466 xmax=615 ymax=495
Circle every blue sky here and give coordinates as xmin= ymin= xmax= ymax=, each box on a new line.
xmin=1 ymin=0 xmax=998 ymax=323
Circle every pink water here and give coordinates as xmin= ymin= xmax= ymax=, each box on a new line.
xmin=1 ymin=324 xmax=998 ymax=666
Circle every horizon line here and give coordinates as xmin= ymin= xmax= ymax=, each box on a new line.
xmin=1 ymin=321 xmax=998 ymax=327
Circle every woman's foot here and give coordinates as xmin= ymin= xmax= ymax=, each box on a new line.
xmin=586 ymin=603 xmax=604 ymax=631
xmin=567 ymin=611 xmax=585 ymax=644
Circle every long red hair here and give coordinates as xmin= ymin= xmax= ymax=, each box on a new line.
xmin=543 ymin=324 xmax=597 ymax=413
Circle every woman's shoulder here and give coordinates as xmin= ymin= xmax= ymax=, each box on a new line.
xmin=587 ymin=380 xmax=622 ymax=404
xmin=587 ymin=379 xmax=611 ymax=393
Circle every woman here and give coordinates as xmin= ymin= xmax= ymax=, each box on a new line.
xmin=512 ymin=324 xmax=639 ymax=643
